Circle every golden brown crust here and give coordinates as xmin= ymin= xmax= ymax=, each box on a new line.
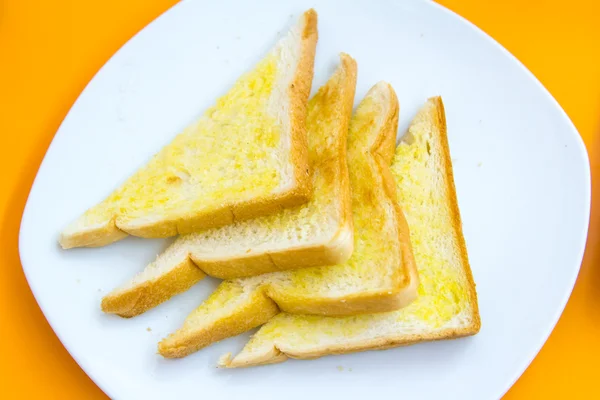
xmin=223 ymin=326 xmax=479 ymax=368
xmin=194 ymin=226 xmax=353 ymax=279
xmin=273 ymin=286 xmax=414 ymax=316
xmin=158 ymin=288 xmax=279 ymax=358
xmin=60 ymin=9 xmax=319 ymax=249
xmin=429 ymin=96 xmax=481 ymax=332
xmin=328 ymin=53 xmax=357 ymax=273
xmin=101 ymin=258 xmax=205 ymax=317
xmin=275 ymin=8 xmax=318 ymax=212
xmin=368 ymin=83 xmax=419 ymax=311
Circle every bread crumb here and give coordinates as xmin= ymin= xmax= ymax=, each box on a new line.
xmin=216 ymin=46 xmax=220 ymax=50
xmin=236 ymin=35 xmax=241 ymax=40
xmin=97 ymin=288 xmax=102 ymax=292
xmin=336 ymin=366 xmax=344 ymax=371
xmin=146 ymin=327 xmax=152 ymax=332
xmin=420 ymin=33 xmax=424 ymax=38
xmin=340 ymin=299 xmax=346 ymax=303
xmin=76 ymin=279 xmax=81 ymax=284
xmin=387 ymin=291 xmax=392 ymax=295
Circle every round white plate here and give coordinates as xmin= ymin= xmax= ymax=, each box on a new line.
xmin=19 ymin=1 xmax=590 ymax=399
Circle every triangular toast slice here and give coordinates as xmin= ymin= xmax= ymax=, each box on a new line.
xmin=60 ymin=9 xmax=318 ymax=249
xmin=101 ymin=54 xmax=357 ymax=317
xmin=220 ymin=97 xmax=481 ymax=368
xmin=157 ymin=82 xmax=419 ymax=358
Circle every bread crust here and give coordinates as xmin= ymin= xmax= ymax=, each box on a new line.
xmin=101 ymin=257 xmax=205 ymax=318
xmin=159 ymin=288 xmax=279 ymax=358
xmin=193 ymin=223 xmax=354 ymax=279
xmin=221 ymin=96 xmax=480 ymax=368
xmin=221 ymin=326 xmax=479 ymax=368
xmin=59 ymin=9 xmax=319 ymax=249
xmin=430 ymin=96 xmax=480 ymax=331
xmin=367 ymin=83 xmax=419 ymax=311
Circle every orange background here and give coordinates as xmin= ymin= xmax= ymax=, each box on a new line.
xmin=0 ymin=0 xmax=598 ymax=398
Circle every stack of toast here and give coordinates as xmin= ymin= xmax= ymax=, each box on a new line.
xmin=60 ymin=9 xmax=480 ymax=368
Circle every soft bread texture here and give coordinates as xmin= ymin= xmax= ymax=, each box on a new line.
xmin=59 ymin=10 xmax=318 ymax=249
xmin=158 ymin=83 xmax=419 ymax=358
xmin=219 ymin=97 xmax=480 ymax=368
xmin=101 ymin=54 xmax=358 ymax=317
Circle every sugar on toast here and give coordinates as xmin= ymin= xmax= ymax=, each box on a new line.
xmin=219 ymin=97 xmax=481 ymax=367
xmin=59 ymin=9 xmax=318 ymax=249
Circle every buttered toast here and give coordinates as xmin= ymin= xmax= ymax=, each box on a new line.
xmin=59 ymin=9 xmax=318 ymax=249
xmin=219 ymin=97 xmax=480 ymax=368
xmin=157 ymin=83 xmax=419 ymax=358
xmin=101 ymin=54 xmax=357 ymax=317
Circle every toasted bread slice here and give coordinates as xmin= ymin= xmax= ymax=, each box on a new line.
xmin=219 ymin=97 xmax=481 ymax=368
xmin=157 ymin=83 xmax=419 ymax=358
xmin=101 ymin=54 xmax=358 ymax=317
xmin=59 ymin=10 xmax=318 ymax=249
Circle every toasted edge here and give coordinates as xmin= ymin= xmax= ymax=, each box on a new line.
xmin=365 ymin=82 xmax=419 ymax=312
xmin=428 ymin=96 xmax=480 ymax=331
xmin=101 ymin=257 xmax=205 ymax=318
xmin=220 ymin=326 xmax=479 ymax=368
xmin=159 ymin=288 xmax=279 ymax=359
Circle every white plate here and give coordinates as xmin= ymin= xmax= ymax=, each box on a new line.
xmin=19 ymin=0 xmax=590 ymax=399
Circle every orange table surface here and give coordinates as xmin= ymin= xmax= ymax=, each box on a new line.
xmin=1 ymin=0 xmax=598 ymax=398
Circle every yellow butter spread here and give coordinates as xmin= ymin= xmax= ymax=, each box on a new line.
xmin=85 ymin=54 xmax=281 ymax=224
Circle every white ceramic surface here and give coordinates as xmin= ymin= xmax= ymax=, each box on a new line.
xmin=19 ymin=1 xmax=591 ymax=399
